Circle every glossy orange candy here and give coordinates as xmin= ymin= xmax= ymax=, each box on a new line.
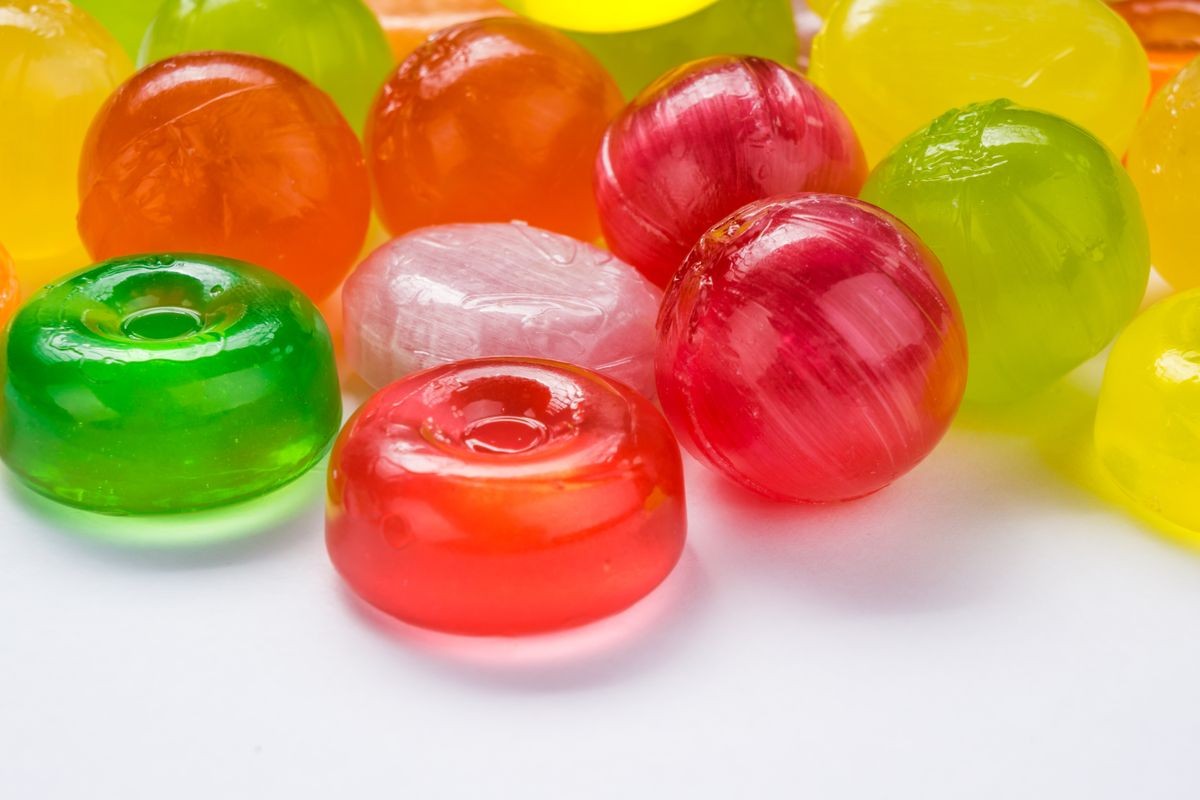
xmin=366 ymin=17 xmax=623 ymax=242
xmin=77 ymin=53 xmax=370 ymax=302
xmin=0 ymin=243 xmax=17 ymax=328
xmin=1111 ymin=0 xmax=1200 ymax=95
xmin=366 ymin=0 xmax=510 ymax=61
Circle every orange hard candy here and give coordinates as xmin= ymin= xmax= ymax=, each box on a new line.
xmin=77 ymin=52 xmax=371 ymax=302
xmin=366 ymin=17 xmax=622 ymax=242
xmin=0 ymin=243 xmax=17 ymax=328
xmin=366 ymin=0 xmax=511 ymax=61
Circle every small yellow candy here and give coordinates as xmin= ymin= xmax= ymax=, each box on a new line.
xmin=1096 ymin=290 xmax=1200 ymax=532
xmin=1127 ymin=59 xmax=1200 ymax=291
xmin=809 ymin=0 xmax=1149 ymax=164
xmin=0 ymin=1 xmax=131 ymax=287
xmin=501 ymin=0 xmax=717 ymax=32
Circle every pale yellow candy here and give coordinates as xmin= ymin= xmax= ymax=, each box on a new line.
xmin=1127 ymin=59 xmax=1200 ymax=291
xmin=502 ymin=0 xmax=718 ymax=32
xmin=806 ymin=0 xmax=838 ymax=15
xmin=809 ymin=0 xmax=1149 ymax=164
xmin=0 ymin=1 xmax=131 ymax=286
xmin=1095 ymin=289 xmax=1200 ymax=532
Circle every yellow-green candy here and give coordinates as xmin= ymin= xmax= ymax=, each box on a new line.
xmin=140 ymin=0 xmax=392 ymax=133
xmin=863 ymin=101 xmax=1150 ymax=405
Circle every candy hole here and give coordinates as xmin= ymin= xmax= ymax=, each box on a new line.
xmin=462 ymin=415 xmax=550 ymax=455
xmin=121 ymin=307 xmax=205 ymax=341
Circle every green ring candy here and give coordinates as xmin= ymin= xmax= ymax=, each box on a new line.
xmin=1 ymin=254 xmax=341 ymax=515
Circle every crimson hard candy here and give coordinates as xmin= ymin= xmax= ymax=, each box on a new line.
xmin=595 ymin=55 xmax=866 ymax=287
xmin=656 ymin=194 xmax=968 ymax=502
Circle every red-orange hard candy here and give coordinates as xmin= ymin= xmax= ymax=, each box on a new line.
xmin=77 ymin=52 xmax=370 ymax=302
xmin=366 ymin=17 xmax=622 ymax=242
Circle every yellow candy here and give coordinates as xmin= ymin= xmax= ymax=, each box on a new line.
xmin=0 ymin=0 xmax=131 ymax=287
xmin=1127 ymin=59 xmax=1200 ymax=291
xmin=1095 ymin=290 xmax=1200 ymax=532
xmin=501 ymin=0 xmax=717 ymax=32
xmin=809 ymin=0 xmax=1149 ymax=164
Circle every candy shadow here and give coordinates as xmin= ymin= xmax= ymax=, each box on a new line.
xmin=959 ymin=371 xmax=1200 ymax=555
xmin=340 ymin=547 xmax=710 ymax=692
xmin=3 ymin=464 xmax=326 ymax=568
xmin=691 ymin=440 xmax=1021 ymax=616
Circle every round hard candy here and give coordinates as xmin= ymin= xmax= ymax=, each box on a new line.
xmin=140 ymin=0 xmax=392 ymax=133
xmin=863 ymin=101 xmax=1150 ymax=405
xmin=1096 ymin=290 xmax=1200 ymax=532
xmin=595 ymin=55 xmax=866 ymax=288
xmin=77 ymin=52 xmax=370 ymax=303
xmin=1110 ymin=0 xmax=1200 ymax=95
xmin=501 ymin=0 xmax=717 ymax=32
xmin=1127 ymin=58 xmax=1200 ymax=291
xmin=656 ymin=194 xmax=967 ymax=503
xmin=809 ymin=0 xmax=1149 ymax=163
xmin=563 ymin=0 xmax=798 ymax=99
xmin=71 ymin=0 xmax=162 ymax=58
xmin=0 ymin=1 xmax=131 ymax=288
xmin=366 ymin=0 xmax=510 ymax=62
xmin=367 ymin=17 xmax=622 ymax=243
xmin=0 ymin=243 xmax=17 ymax=328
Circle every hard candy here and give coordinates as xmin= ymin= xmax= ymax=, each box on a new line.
xmin=596 ymin=55 xmax=866 ymax=288
xmin=77 ymin=52 xmax=371 ymax=304
xmin=1 ymin=255 xmax=341 ymax=515
xmin=563 ymin=0 xmax=798 ymax=99
xmin=367 ymin=17 xmax=622 ymax=242
xmin=809 ymin=0 xmax=1150 ymax=163
xmin=367 ymin=0 xmax=509 ymax=62
xmin=0 ymin=1 xmax=131 ymax=289
xmin=863 ymin=101 xmax=1150 ymax=405
xmin=1110 ymin=0 xmax=1200 ymax=96
xmin=1095 ymin=290 xmax=1200 ymax=532
xmin=0 ymin=244 xmax=16 ymax=328
xmin=656 ymin=194 xmax=967 ymax=503
xmin=71 ymin=0 xmax=163 ymax=58
xmin=140 ymin=0 xmax=393 ymax=133
xmin=501 ymin=0 xmax=717 ymax=32
xmin=1127 ymin=58 xmax=1200 ymax=290
xmin=327 ymin=358 xmax=686 ymax=635
xmin=344 ymin=223 xmax=662 ymax=397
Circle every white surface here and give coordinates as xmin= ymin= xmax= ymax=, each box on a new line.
xmin=3 ymin=363 xmax=1200 ymax=799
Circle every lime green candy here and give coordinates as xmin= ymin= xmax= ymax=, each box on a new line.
xmin=1 ymin=254 xmax=342 ymax=515
xmin=140 ymin=0 xmax=392 ymax=133
xmin=71 ymin=0 xmax=163 ymax=58
xmin=862 ymin=101 xmax=1150 ymax=405
xmin=564 ymin=0 xmax=798 ymax=98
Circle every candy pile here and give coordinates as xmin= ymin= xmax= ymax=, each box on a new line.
xmin=0 ymin=0 xmax=1195 ymax=637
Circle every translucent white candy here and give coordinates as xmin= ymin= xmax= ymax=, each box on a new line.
xmin=343 ymin=222 xmax=663 ymax=397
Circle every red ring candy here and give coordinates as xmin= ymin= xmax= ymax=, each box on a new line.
xmin=326 ymin=358 xmax=687 ymax=636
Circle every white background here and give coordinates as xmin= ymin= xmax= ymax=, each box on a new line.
xmin=3 ymin=334 xmax=1200 ymax=798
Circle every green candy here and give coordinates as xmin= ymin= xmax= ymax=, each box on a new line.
xmin=862 ymin=101 xmax=1150 ymax=405
xmin=139 ymin=0 xmax=392 ymax=133
xmin=71 ymin=0 xmax=163 ymax=58
xmin=565 ymin=0 xmax=798 ymax=99
xmin=1 ymin=254 xmax=341 ymax=515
